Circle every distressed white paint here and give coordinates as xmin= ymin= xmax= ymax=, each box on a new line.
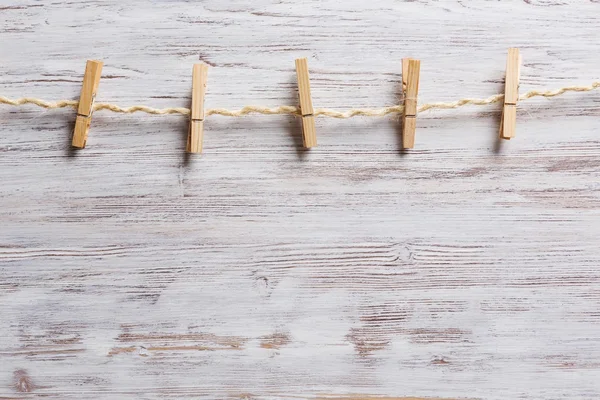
xmin=1 ymin=1 xmax=600 ymax=399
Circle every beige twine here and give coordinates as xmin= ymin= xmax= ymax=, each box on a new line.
xmin=0 ymin=81 xmax=599 ymax=118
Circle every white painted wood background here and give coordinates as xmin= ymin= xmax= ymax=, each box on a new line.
xmin=1 ymin=1 xmax=600 ymax=399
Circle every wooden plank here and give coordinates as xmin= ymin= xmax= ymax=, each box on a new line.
xmin=2 ymin=2 xmax=600 ymax=399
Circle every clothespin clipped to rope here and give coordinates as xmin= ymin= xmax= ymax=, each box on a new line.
xmin=187 ymin=63 xmax=209 ymax=153
xmin=401 ymin=58 xmax=421 ymax=149
xmin=72 ymin=60 xmax=103 ymax=148
xmin=499 ymin=48 xmax=521 ymax=140
xmin=295 ymin=58 xmax=317 ymax=148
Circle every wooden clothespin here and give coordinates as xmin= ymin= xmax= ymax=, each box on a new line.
xmin=187 ymin=63 xmax=209 ymax=153
xmin=295 ymin=58 xmax=317 ymax=148
xmin=401 ymin=58 xmax=420 ymax=149
xmin=72 ymin=60 xmax=103 ymax=148
xmin=499 ymin=48 xmax=521 ymax=140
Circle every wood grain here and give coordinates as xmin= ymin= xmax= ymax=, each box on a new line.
xmin=1 ymin=1 xmax=600 ymax=399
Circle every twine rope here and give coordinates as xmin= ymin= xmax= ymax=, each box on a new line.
xmin=0 ymin=81 xmax=599 ymax=118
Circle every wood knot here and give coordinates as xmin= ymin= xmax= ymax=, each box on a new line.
xmin=13 ymin=369 xmax=34 ymax=392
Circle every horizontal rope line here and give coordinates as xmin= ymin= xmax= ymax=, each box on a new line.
xmin=1 ymin=81 xmax=599 ymax=118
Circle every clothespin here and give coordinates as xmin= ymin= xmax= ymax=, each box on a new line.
xmin=72 ymin=60 xmax=103 ymax=148
xmin=295 ymin=58 xmax=316 ymax=148
xmin=401 ymin=58 xmax=420 ymax=149
xmin=499 ymin=48 xmax=521 ymax=140
xmin=187 ymin=63 xmax=209 ymax=153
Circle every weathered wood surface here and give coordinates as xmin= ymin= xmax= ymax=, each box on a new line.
xmin=1 ymin=1 xmax=600 ymax=399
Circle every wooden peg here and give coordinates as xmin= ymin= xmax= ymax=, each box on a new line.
xmin=499 ymin=48 xmax=521 ymax=140
xmin=187 ymin=63 xmax=209 ymax=153
xmin=72 ymin=60 xmax=103 ymax=148
xmin=402 ymin=58 xmax=420 ymax=149
xmin=295 ymin=58 xmax=317 ymax=148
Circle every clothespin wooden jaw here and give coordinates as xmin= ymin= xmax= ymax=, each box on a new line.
xmin=295 ymin=58 xmax=317 ymax=148
xmin=187 ymin=63 xmax=209 ymax=153
xmin=499 ymin=48 xmax=521 ymax=140
xmin=72 ymin=60 xmax=103 ymax=148
xmin=402 ymin=58 xmax=420 ymax=149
